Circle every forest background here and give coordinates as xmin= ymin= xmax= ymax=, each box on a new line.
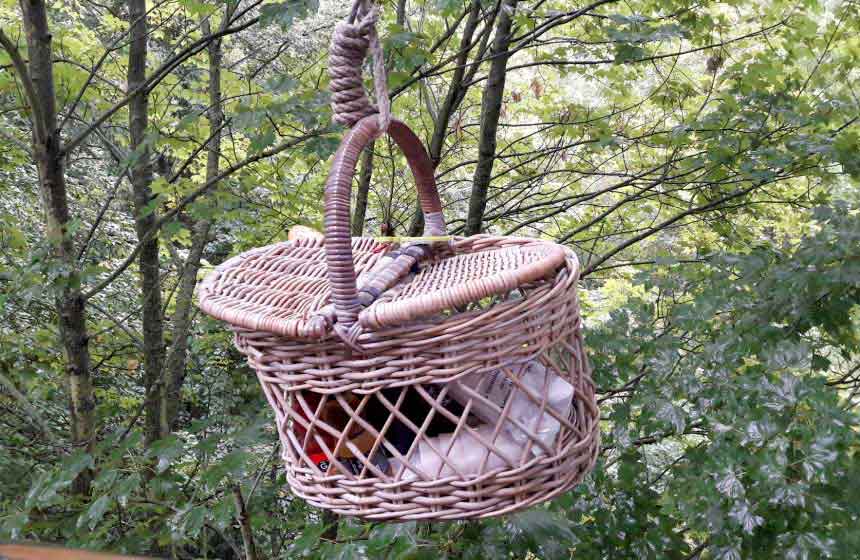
xmin=1 ymin=0 xmax=859 ymax=558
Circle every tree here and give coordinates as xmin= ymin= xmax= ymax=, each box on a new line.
xmin=1 ymin=0 xmax=858 ymax=556
xmin=465 ymin=0 xmax=517 ymax=235
xmin=1 ymin=0 xmax=95 ymax=495
xmin=127 ymin=0 xmax=167 ymax=447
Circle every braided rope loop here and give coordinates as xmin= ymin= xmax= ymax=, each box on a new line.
xmin=329 ymin=0 xmax=390 ymax=133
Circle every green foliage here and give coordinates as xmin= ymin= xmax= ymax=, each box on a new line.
xmin=1 ymin=0 xmax=859 ymax=557
xmin=260 ymin=0 xmax=319 ymax=29
xmin=584 ymin=204 xmax=860 ymax=558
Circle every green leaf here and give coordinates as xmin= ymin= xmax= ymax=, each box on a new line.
xmin=613 ymin=43 xmax=646 ymax=63
xmin=173 ymin=505 xmax=208 ymax=540
xmin=369 ymin=523 xmax=418 ymax=559
xmin=0 ymin=512 xmax=29 ymax=540
xmin=265 ymin=75 xmax=298 ymax=93
xmin=113 ymin=474 xmax=141 ymax=508
xmin=78 ymin=495 xmax=111 ymax=530
xmin=148 ymin=435 xmax=185 ymax=473
xmin=178 ymin=0 xmax=215 ymax=16
xmin=435 ymin=0 xmax=460 ymax=16
xmin=507 ymin=509 xmax=578 ymax=554
xmin=285 ymin=523 xmax=329 ymax=557
xmin=384 ymin=29 xmax=424 ymax=50
xmin=260 ymin=0 xmax=317 ymax=28
xmin=388 ymin=70 xmax=412 ymax=89
xmin=249 ymin=128 xmax=276 ymax=152
xmin=811 ymin=354 xmax=831 ymax=371
xmin=200 ymin=450 xmax=249 ymax=488
xmin=139 ymin=194 xmax=163 ymax=219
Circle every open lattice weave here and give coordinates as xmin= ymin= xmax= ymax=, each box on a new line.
xmin=200 ymin=234 xmax=599 ymax=520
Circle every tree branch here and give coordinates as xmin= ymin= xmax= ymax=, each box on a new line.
xmin=581 ymin=183 xmax=761 ymax=276
xmin=82 ymin=129 xmax=326 ymax=301
xmin=232 ymin=484 xmax=258 ymax=560
xmin=62 ymin=15 xmax=261 ymax=156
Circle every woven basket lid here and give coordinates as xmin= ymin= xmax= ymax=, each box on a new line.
xmin=198 ymin=235 xmax=567 ymax=340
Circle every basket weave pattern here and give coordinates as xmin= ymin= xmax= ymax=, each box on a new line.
xmin=198 ymin=116 xmax=599 ymax=520
xmin=202 ymin=235 xmax=599 ymax=519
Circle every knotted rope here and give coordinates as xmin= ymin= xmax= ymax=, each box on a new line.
xmin=328 ymin=0 xmax=391 ymax=133
xmin=323 ymin=0 xmax=448 ymax=352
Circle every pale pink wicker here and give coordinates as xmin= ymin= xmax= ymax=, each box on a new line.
xmin=198 ymin=115 xmax=599 ymax=520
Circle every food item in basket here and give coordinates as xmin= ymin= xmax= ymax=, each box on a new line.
xmin=394 ymin=424 xmax=521 ymax=480
xmin=447 ymin=360 xmax=574 ymax=456
xmin=292 ymin=392 xmax=390 ymax=475
xmin=319 ymin=428 xmax=391 ymax=476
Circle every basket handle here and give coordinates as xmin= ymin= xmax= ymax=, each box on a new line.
xmin=324 ymin=114 xmax=446 ymax=348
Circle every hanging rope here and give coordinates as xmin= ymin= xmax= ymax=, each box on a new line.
xmin=328 ymin=0 xmax=391 ymax=133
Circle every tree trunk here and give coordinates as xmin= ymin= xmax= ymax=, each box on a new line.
xmin=408 ymin=0 xmax=485 ymax=236
xmin=163 ymin=16 xmax=223 ymax=431
xmin=352 ymin=144 xmax=374 ymax=236
xmin=429 ymin=0 xmax=482 ymax=167
xmin=465 ymin=0 xmax=517 ymax=236
xmin=396 ymin=0 xmax=407 ymax=25
xmin=232 ymin=485 xmax=259 ymax=560
xmin=128 ymin=0 xmax=167 ymax=445
xmin=17 ymin=0 xmax=95 ymax=494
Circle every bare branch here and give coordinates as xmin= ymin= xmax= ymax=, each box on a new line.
xmin=62 ymin=15 xmax=261 ymax=156
xmin=82 ymin=129 xmax=326 ymax=300
xmin=581 ymin=183 xmax=761 ymax=276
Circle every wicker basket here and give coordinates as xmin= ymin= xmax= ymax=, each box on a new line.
xmin=198 ymin=116 xmax=599 ymax=520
